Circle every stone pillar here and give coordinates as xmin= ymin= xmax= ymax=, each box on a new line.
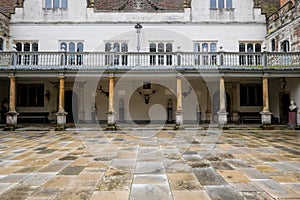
xmin=77 ymin=82 xmax=86 ymax=122
xmin=231 ymin=84 xmax=239 ymax=122
xmin=5 ymin=76 xmax=18 ymax=130
xmin=205 ymin=86 xmax=212 ymax=122
xmin=218 ymin=76 xmax=228 ymax=125
xmin=175 ymin=75 xmax=183 ymax=129
xmin=56 ymin=76 xmax=67 ymax=129
xmin=297 ymin=111 xmax=300 ymax=127
xmin=107 ymin=75 xmax=116 ymax=130
xmin=260 ymin=75 xmax=272 ymax=125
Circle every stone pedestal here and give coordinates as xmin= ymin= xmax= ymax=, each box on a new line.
xmin=260 ymin=111 xmax=272 ymax=125
xmin=107 ymin=112 xmax=117 ymax=130
xmin=218 ymin=111 xmax=228 ymax=125
xmin=5 ymin=111 xmax=18 ymax=130
xmin=288 ymin=111 xmax=297 ymax=127
xmin=175 ymin=111 xmax=183 ymax=129
xmin=56 ymin=111 xmax=67 ymax=128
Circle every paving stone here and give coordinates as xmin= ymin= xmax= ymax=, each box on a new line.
xmin=172 ymin=190 xmax=211 ymax=200
xmin=133 ymin=174 xmax=168 ymax=185
xmin=205 ymin=185 xmax=244 ymax=200
xmin=253 ymin=179 xmax=299 ymax=199
xmin=59 ymin=166 xmax=85 ymax=175
xmin=135 ymin=162 xmax=165 ymax=174
xmin=130 ymin=184 xmax=172 ymax=200
xmin=0 ymin=183 xmax=17 ymax=194
xmin=0 ymin=173 xmax=31 ymax=183
xmin=217 ymin=170 xmax=250 ymax=183
xmin=90 ymin=191 xmax=129 ymax=200
xmin=21 ymin=173 xmax=56 ymax=187
xmin=54 ymin=188 xmax=93 ymax=200
xmin=239 ymin=168 xmax=269 ymax=179
xmin=38 ymin=161 xmax=70 ymax=173
xmin=193 ymin=168 xmax=227 ymax=186
xmin=97 ymin=174 xmax=132 ymax=191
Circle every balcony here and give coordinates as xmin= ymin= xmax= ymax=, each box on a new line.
xmin=0 ymin=52 xmax=299 ymax=70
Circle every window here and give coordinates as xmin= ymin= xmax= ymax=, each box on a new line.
xmin=240 ymin=84 xmax=262 ymax=106
xmin=149 ymin=42 xmax=173 ymax=66
xmin=14 ymin=41 xmax=39 ymax=65
xmin=211 ymin=0 xmax=232 ymax=8
xmin=193 ymin=42 xmax=217 ymax=65
xmin=44 ymin=0 xmax=68 ymax=9
xmin=271 ymin=39 xmax=276 ymax=52
xmin=60 ymin=41 xmax=83 ymax=65
xmin=104 ymin=42 xmax=128 ymax=66
xmin=17 ymin=84 xmax=45 ymax=107
xmin=281 ymin=40 xmax=289 ymax=52
xmin=0 ymin=38 xmax=3 ymax=51
xmin=239 ymin=42 xmax=262 ymax=65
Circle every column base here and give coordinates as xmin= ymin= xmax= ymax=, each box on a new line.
xmin=218 ymin=111 xmax=228 ymax=125
xmin=56 ymin=111 xmax=67 ymax=130
xmin=205 ymin=110 xmax=211 ymax=123
xmin=5 ymin=111 xmax=18 ymax=131
xmin=297 ymin=112 xmax=300 ymax=127
xmin=260 ymin=111 xmax=272 ymax=125
xmin=107 ymin=112 xmax=117 ymax=130
xmin=175 ymin=111 xmax=183 ymax=130
xmin=231 ymin=111 xmax=239 ymax=122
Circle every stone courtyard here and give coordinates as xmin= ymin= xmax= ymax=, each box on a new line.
xmin=0 ymin=127 xmax=300 ymax=200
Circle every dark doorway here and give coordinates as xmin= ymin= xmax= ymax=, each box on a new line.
xmin=65 ymin=90 xmax=78 ymax=123
xmin=279 ymin=92 xmax=290 ymax=124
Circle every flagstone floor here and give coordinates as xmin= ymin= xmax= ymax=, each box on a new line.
xmin=0 ymin=128 xmax=300 ymax=200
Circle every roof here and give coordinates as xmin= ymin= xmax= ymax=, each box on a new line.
xmin=0 ymin=0 xmax=23 ymax=16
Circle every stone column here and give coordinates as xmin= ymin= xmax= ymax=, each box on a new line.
xmin=231 ymin=84 xmax=239 ymax=122
xmin=260 ymin=75 xmax=272 ymax=125
xmin=175 ymin=75 xmax=183 ymax=129
xmin=297 ymin=111 xmax=300 ymax=127
xmin=77 ymin=82 xmax=86 ymax=123
xmin=218 ymin=76 xmax=228 ymax=125
xmin=5 ymin=76 xmax=18 ymax=130
xmin=56 ymin=76 xmax=67 ymax=129
xmin=205 ymin=86 xmax=212 ymax=122
xmin=107 ymin=75 xmax=116 ymax=130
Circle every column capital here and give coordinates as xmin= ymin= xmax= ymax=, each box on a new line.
xmin=58 ymin=75 xmax=65 ymax=79
xmin=262 ymin=73 xmax=270 ymax=77
xmin=176 ymin=73 xmax=183 ymax=78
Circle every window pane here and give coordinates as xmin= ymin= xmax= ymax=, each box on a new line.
xmin=121 ymin=43 xmax=128 ymax=52
xmin=77 ymin=43 xmax=83 ymax=52
xmin=281 ymin=40 xmax=289 ymax=52
xmin=60 ymin=42 xmax=67 ymax=51
xmin=218 ymin=0 xmax=224 ymax=8
xmin=53 ymin=0 xmax=60 ymax=8
xmin=166 ymin=43 xmax=172 ymax=52
xmin=0 ymin=38 xmax=3 ymax=51
xmin=32 ymin=43 xmax=38 ymax=51
xmin=210 ymin=0 xmax=217 ymax=8
xmin=202 ymin=43 xmax=208 ymax=52
xmin=239 ymin=43 xmax=245 ymax=52
xmin=210 ymin=43 xmax=217 ymax=52
xmin=271 ymin=39 xmax=276 ymax=52
xmin=226 ymin=0 xmax=232 ymax=8
xmin=24 ymin=43 xmax=30 ymax=51
xmin=158 ymin=43 xmax=164 ymax=52
xmin=61 ymin=0 xmax=68 ymax=8
xmin=255 ymin=44 xmax=261 ymax=52
xmin=113 ymin=43 xmax=120 ymax=52
xmin=194 ymin=43 xmax=200 ymax=52
xmin=45 ymin=0 xmax=52 ymax=8
xmin=247 ymin=44 xmax=253 ymax=52
xmin=16 ymin=43 xmax=22 ymax=51
xmin=69 ymin=42 xmax=75 ymax=52
xmin=150 ymin=43 xmax=156 ymax=52
xmin=105 ymin=43 xmax=111 ymax=52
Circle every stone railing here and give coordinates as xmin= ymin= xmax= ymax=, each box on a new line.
xmin=0 ymin=51 xmax=299 ymax=69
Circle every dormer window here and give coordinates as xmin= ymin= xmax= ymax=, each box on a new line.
xmin=45 ymin=0 xmax=68 ymax=9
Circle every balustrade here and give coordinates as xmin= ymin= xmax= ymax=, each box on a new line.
xmin=0 ymin=51 xmax=299 ymax=69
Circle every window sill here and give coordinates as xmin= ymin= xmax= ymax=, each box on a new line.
xmin=209 ymin=8 xmax=235 ymax=11
xmin=43 ymin=8 xmax=68 ymax=11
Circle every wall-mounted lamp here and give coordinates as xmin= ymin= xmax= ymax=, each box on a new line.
xmin=45 ymin=90 xmax=51 ymax=101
